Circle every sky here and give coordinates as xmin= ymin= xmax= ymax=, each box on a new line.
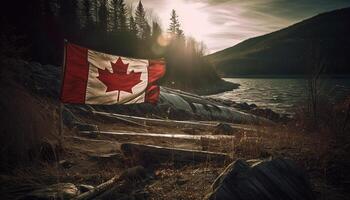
xmin=127 ymin=0 xmax=350 ymax=53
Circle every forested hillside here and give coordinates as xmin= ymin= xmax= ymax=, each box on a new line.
xmin=1 ymin=0 xmax=234 ymax=94
xmin=207 ymin=7 xmax=350 ymax=77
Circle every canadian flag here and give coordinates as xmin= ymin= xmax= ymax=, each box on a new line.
xmin=60 ymin=43 xmax=166 ymax=105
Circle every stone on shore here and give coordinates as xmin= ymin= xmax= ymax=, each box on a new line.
xmin=207 ymin=158 xmax=315 ymax=200
xmin=213 ymin=123 xmax=235 ymax=135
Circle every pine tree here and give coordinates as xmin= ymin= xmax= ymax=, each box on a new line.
xmin=40 ymin=0 xmax=53 ymax=16
xmin=111 ymin=0 xmax=127 ymax=32
xmin=152 ymin=21 xmax=162 ymax=40
xmin=135 ymin=1 xmax=150 ymax=40
xmin=83 ymin=0 xmax=93 ymax=28
xmin=168 ymin=9 xmax=183 ymax=38
xmin=168 ymin=9 xmax=179 ymax=34
xmin=98 ymin=0 xmax=109 ymax=32
xmin=129 ymin=15 xmax=138 ymax=36
xmin=92 ymin=0 xmax=98 ymax=24
xmin=59 ymin=0 xmax=78 ymax=30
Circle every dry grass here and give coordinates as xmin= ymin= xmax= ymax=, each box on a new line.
xmin=0 ymin=77 xmax=348 ymax=199
xmin=0 ymin=80 xmax=61 ymax=171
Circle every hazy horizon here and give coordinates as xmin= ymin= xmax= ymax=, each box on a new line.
xmin=128 ymin=0 xmax=350 ymax=53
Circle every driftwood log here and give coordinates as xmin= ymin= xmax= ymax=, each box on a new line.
xmin=72 ymin=175 xmax=120 ymax=200
xmin=121 ymin=142 xmax=232 ymax=166
xmin=207 ymin=158 xmax=315 ymax=200
xmin=92 ymin=111 xmax=259 ymax=132
xmin=92 ymin=131 xmax=236 ymax=140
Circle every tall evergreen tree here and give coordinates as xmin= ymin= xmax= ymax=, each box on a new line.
xmin=129 ymin=14 xmax=138 ymax=36
xmin=98 ymin=0 xmax=109 ymax=32
xmin=40 ymin=0 xmax=53 ymax=16
xmin=83 ymin=0 xmax=93 ymax=29
xmin=59 ymin=0 xmax=78 ymax=33
xmin=168 ymin=9 xmax=183 ymax=38
xmin=92 ymin=0 xmax=99 ymax=24
xmin=135 ymin=1 xmax=150 ymax=40
xmin=152 ymin=21 xmax=162 ymax=40
xmin=111 ymin=0 xmax=127 ymax=32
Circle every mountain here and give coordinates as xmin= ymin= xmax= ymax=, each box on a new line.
xmin=207 ymin=7 xmax=350 ymax=77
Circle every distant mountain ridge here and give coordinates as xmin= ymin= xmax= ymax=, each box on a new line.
xmin=207 ymin=7 xmax=350 ymax=77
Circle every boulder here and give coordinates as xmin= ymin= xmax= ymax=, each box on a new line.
xmin=207 ymin=158 xmax=315 ymax=200
xmin=120 ymin=165 xmax=148 ymax=182
xmin=59 ymin=160 xmax=74 ymax=169
xmin=38 ymin=141 xmax=60 ymax=163
xmin=73 ymin=122 xmax=99 ymax=132
xmin=62 ymin=106 xmax=80 ymax=128
xmin=213 ymin=123 xmax=235 ymax=135
xmin=15 ymin=61 xmax=275 ymax=126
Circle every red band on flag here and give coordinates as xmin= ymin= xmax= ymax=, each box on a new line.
xmin=148 ymin=60 xmax=166 ymax=84
xmin=145 ymin=60 xmax=166 ymax=103
xmin=60 ymin=43 xmax=89 ymax=104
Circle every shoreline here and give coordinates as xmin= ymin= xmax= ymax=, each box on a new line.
xmin=220 ymin=75 xmax=350 ymax=79
xmin=174 ymin=79 xmax=240 ymax=96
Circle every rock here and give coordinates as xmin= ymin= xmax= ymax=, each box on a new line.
xmin=176 ymin=177 xmax=189 ymax=185
xmin=120 ymin=166 xmax=148 ymax=182
xmin=89 ymin=153 xmax=124 ymax=164
xmin=23 ymin=183 xmax=79 ymax=200
xmin=77 ymin=130 xmax=99 ymax=138
xmin=238 ymin=102 xmax=251 ymax=110
xmin=132 ymin=189 xmax=149 ymax=199
xmin=160 ymin=91 xmax=193 ymax=112
xmin=62 ymin=107 xmax=81 ymax=128
xmin=74 ymin=122 xmax=99 ymax=132
xmin=167 ymin=107 xmax=193 ymax=120
xmin=39 ymin=141 xmax=60 ymax=163
xmin=251 ymin=108 xmax=281 ymax=122
xmin=59 ymin=160 xmax=74 ymax=169
xmin=249 ymin=103 xmax=257 ymax=109
xmin=13 ymin=60 xmax=275 ymax=126
xmin=207 ymin=158 xmax=315 ymax=200
xmin=213 ymin=123 xmax=235 ymax=135
xmin=77 ymin=184 xmax=94 ymax=193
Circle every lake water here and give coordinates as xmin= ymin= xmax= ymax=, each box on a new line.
xmin=210 ymin=78 xmax=350 ymax=115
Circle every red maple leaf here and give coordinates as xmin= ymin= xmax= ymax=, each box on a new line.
xmin=97 ymin=57 xmax=142 ymax=94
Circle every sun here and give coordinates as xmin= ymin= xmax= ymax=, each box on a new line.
xmin=158 ymin=0 xmax=214 ymax=42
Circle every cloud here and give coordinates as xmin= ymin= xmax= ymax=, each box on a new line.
xmin=127 ymin=0 xmax=350 ymax=53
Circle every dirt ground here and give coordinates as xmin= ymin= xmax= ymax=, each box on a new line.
xmin=0 ymin=84 xmax=349 ymax=199
xmin=27 ymin=118 xmax=347 ymax=200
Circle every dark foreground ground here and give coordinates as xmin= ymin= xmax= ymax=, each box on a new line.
xmin=0 ymin=60 xmax=349 ymax=199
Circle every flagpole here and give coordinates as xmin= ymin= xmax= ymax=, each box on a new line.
xmin=59 ymin=39 xmax=68 ymax=148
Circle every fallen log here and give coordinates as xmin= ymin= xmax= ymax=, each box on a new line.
xmin=74 ymin=166 xmax=149 ymax=200
xmin=92 ymin=112 xmax=147 ymax=128
xmin=121 ymin=142 xmax=232 ymax=166
xmin=83 ymin=131 xmax=236 ymax=140
xmin=72 ymin=175 xmax=120 ymax=200
xmin=92 ymin=111 xmax=259 ymax=132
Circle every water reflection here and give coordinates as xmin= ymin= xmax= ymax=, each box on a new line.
xmin=210 ymin=78 xmax=350 ymax=114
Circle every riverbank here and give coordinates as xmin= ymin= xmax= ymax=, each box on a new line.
xmin=210 ymin=78 xmax=350 ymax=115
xmin=1 ymin=93 xmax=349 ymax=199
xmin=1 ymin=60 xmax=349 ymax=199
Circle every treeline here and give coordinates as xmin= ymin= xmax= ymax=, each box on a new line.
xmin=1 ymin=0 xmax=222 ymax=91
